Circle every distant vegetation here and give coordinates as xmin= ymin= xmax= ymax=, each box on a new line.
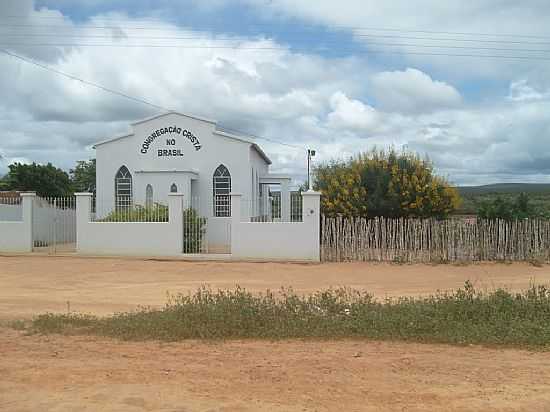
xmin=28 ymin=283 xmax=550 ymax=348
xmin=0 ymin=159 xmax=96 ymax=197
xmin=456 ymin=184 xmax=550 ymax=217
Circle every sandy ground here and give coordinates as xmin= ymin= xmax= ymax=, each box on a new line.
xmin=1 ymin=255 xmax=550 ymax=319
xmin=2 ymin=255 xmax=550 ymax=411
xmin=1 ymin=327 xmax=550 ymax=412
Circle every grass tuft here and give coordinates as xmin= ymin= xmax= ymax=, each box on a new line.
xmin=28 ymin=282 xmax=550 ymax=348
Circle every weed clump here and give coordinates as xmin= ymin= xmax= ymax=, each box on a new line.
xmin=29 ymin=282 xmax=550 ymax=348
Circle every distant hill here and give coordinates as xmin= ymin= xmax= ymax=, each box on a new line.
xmin=454 ymin=183 xmax=550 ymax=215
xmin=457 ymin=183 xmax=550 ymax=196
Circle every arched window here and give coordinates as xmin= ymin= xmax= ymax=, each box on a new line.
xmin=170 ymin=183 xmax=178 ymax=193
xmin=115 ymin=166 xmax=132 ymax=209
xmin=213 ymin=164 xmax=231 ymax=217
xmin=145 ymin=184 xmax=153 ymax=208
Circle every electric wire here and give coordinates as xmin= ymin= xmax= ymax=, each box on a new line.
xmin=0 ymin=48 xmax=306 ymax=150
xmin=1 ymin=43 xmax=549 ymax=60
xmin=1 ymin=16 xmax=550 ymax=40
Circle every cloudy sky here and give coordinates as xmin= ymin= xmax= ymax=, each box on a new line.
xmin=1 ymin=0 xmax=549 ymax=185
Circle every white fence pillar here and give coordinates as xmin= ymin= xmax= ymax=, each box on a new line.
xmin=75 ymin=193 xmax=92 ymax=252
xmin=302 ymin=190 xmax=321 ymax=262
xmin=20 ymin=192 xmax=35 ymax=252
xmin=230 ymin=193 xmax=242 ymax=254
xmin=281 ymin=179 xmax=291 ymax=222
xmin=0 ymin=192 xmax=34 ymax=253
xmin=168 ymin=193 xmax=184 ymax=253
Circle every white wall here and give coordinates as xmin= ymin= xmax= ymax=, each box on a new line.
xmin=0 ymin=222 xmax=30 ymax=252
xmin=230 ymin=191 xmax=320 ymax=262
xmin=0 ymin=194 xmax=34 ymax=253
xmin=0 ymin=204 xmax=22 ymax=221
xmin=76 ymin=193 xmax=184 ymax=256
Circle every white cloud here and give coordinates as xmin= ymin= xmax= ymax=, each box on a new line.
xmin=508 ymin=80 xmax=550 ymax=102
xmin=2 ymin=0 xmax=550 ymax=186
xmin=326 ymin=92 xmax=380 ymax=132
xmin=371 ymin=68 xmax=461 ymax=113
xmin=239 ymin=0 xmax=550 ymax=81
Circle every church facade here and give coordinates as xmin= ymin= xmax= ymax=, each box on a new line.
xmin=93 ymin=112 xmax=293 ymax=251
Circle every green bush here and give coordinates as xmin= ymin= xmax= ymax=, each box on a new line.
xmin=183 ymin=208 xmax=207 ymax=253
xmin=30 ymin=282 xmax=550 ymax=348
xmin=100 ymin=204 xmax=169 ymax=222
xmin=314 ymin=148 xmax=461 ymax=218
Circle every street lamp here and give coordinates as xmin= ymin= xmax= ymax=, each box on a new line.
xmin=307 ymin=149 xmax=316 ymax=191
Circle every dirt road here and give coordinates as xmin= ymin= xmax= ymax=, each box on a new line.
xmin=2 ymin=256 xmax=550 ymax=411
xmin=1 ymin=255 xmax=550 ymax=319
xmin=1 ymin=327 xmax=549 ymax=411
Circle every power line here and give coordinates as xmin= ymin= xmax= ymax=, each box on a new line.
xmin=351 ymin=33 xmax=550 ymax=46
xmin=2 ymin=43 xmax=550 ymax=61
xmin=3 ymin=26 xmax=550 ymax=47
xmin=1 ymin=21 xmax=550 ymax=44
xmin=2 ymin=15 xmax=550 ymax=40
xmin=1 ymin=39 xmax=549 ymax=54
xmin=0 ymin=48 xmax=304 ymax=151
xmin=0 ymin=48 xmax=167 ymax=111
xmin=3 ymin=31 xmax=550 ymax=47
xmin=219 ymin=126 xmax=306 ymax=150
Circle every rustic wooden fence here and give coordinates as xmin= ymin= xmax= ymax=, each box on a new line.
xmin=321 ymin=216 xmax=550 ymax=263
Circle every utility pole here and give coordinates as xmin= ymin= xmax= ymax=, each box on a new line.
xmin=307 ymin=149 xmax=316 ymax=191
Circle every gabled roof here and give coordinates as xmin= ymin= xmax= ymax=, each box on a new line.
xmin=93 ymin=132 xmax=134 ymax=148
xmin=92 ymin=111 xmax=272 ymax=165
xmin=130 ymin=111 xmax=217 ymax=126
xmin=213 ymin=130 xmax=272 ymax=165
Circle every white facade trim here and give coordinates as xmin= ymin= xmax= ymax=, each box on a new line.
xmin=260 ymin=174 xmax=292 ymax=184
xmin=134 ymin=170 xmax=199 ymax=177
xmin=93 ymin=132 xmax=134 ymax=148
xmin=131 ymin=111 xmax=217 ymax=127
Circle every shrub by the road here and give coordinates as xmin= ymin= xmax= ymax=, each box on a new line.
xmin=30 ymin=282 xmax=550 ymax=348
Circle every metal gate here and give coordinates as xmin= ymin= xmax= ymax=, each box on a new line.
xmin=182 ymin=197 xmax=231 ymax=254
xmin=33 ymin=196 xmax=77 ymax=254
xmin=183 ymin=207 xmax=209 ymax=254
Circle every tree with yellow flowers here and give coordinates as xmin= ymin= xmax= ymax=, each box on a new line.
xmin=313 ymin=148 xmax=461 ymax=218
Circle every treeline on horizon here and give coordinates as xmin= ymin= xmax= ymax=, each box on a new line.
xmin=456 ymin=185 xmax=550 ymax=218
xmin=2 ymin=152 xmax=550 ymax=219
xmin=0 ymin=160 xmax=95 ymax=198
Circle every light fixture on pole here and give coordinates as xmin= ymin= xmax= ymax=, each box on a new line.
xmin=307 ymin=149 xmax=316 ymax=191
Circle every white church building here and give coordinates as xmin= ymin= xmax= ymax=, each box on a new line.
xmin=93 ymin=111 xmax=294 ymax=251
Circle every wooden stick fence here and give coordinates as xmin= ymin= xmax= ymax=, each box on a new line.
xmin=321 ymin=216 xmax=550 ymax=263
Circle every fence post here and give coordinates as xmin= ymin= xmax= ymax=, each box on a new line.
xmin=281 ymin=179 xmax=291 ymax=222
xmin=302 ymin=190 xmax=321 ymax=262
xmin=75 ymin=193 xmax=92 ymax=253
xmin=20 ymin=192 xmax=36 ymax=252
xmin=168 ymin=193 xmax=184 ymax=254
xmin=230 ymin=193 xmax=242 ymax=256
